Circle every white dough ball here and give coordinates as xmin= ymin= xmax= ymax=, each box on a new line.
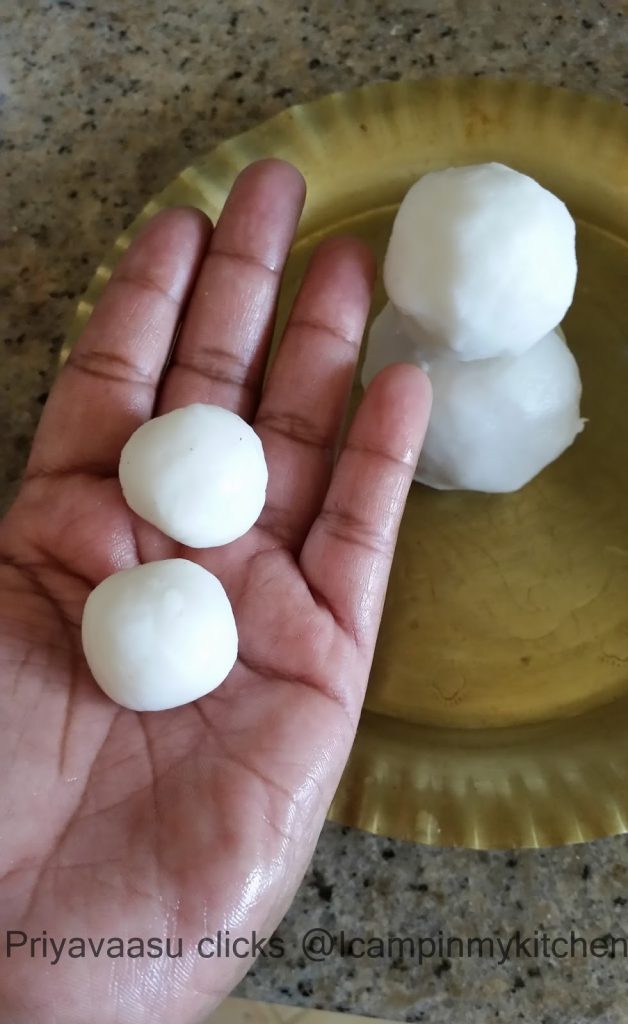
xmin=82 ymin=559 xmax=238 ymax=711
xmin=119 ymin=404 xmax=268 ymax=548
xmin=416 ymin=330 xmax=584 ymax=491
xmin=384 ymin=162 xmax=577 ymax=361
xmin=361 ymin=308 xmax=584 ymax=492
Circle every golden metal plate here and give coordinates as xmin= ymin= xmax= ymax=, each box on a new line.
xmin=67 ymin=79 xmax=628 ymax=849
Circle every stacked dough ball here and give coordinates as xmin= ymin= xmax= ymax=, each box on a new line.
xmin=82 ymin=404 xmax=268 ymax=711
xmin=362 ymin=163 xmax=585 ymax=492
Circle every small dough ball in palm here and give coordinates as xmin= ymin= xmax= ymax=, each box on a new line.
xmin=384 ymin=163 xmax=577 ymax=361
xmin=119 ymin=404 xmax=268 ymax=548
xmin=81 ymin=559 xmax=238 ymax=711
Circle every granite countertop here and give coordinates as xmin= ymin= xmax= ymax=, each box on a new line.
xmin=3 ymin=1 xmax=628 ymax=1022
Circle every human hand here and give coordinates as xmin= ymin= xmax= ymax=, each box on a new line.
xmin=0 ymin=160 xmax=430 ymax=1024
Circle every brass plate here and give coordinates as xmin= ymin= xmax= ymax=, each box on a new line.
xmin=66 ymin=79 xmax=628 ymax=849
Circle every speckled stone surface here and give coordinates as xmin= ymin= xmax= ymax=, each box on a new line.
xmin=241 ymin=823 xmax=628 ymax=1023
xmin=3 ymin=1 xmax=628 ymax=1021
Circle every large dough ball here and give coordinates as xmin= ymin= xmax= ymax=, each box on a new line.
xmin=384 ymin=163 xmax=577 ymax=361
xmin=361 ymin=305 xmax=584 ymax=493
xmin=361 ymin=302 xmax=426 ymax=385
xmin=119 ymin=404 xmax=268 ymax=548
xmin=82 ymin=559 xmax=238 ymax=711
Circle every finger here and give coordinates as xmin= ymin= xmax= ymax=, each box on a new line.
xmin=159 ymin=159 xmax=306 ymax=420
xmin=254 ymin=236 xmax=375 ymax=550
xmin=300 ymin=363 xmax=432 ymax=649
xmin=27 ymin=208 xmax=211 ymax=478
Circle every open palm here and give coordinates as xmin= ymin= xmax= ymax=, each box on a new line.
xmin=0 ymin=161 xmax=430 ymax=1024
